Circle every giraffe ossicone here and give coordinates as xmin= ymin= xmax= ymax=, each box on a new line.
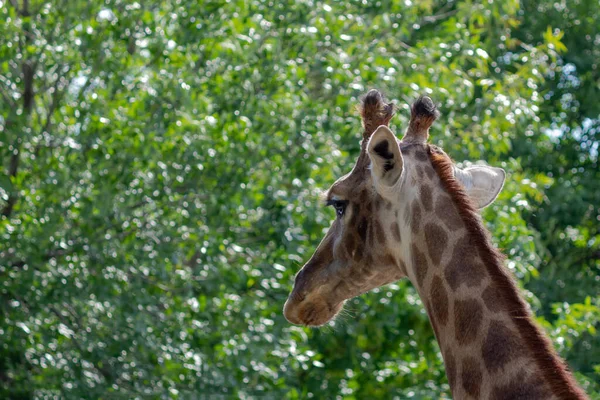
xmin=283 ymin=90 xmax=587 ymax=399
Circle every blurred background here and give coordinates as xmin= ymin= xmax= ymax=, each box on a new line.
xmin=1 ymin=0 xmax=599 ymax=398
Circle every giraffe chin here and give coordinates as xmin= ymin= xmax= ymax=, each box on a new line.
xmin=283 ymin=296 xmax=344 ymax=327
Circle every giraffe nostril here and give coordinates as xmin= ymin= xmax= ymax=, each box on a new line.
xmin=291 ymin=291 xmax=306 ymax=303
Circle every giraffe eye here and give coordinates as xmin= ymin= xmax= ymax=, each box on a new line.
xmin=327 ymin=200 xmax=348 ymax=218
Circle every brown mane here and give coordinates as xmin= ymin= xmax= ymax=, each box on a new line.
xmin=427 ymin=145 xmax=587 ymax=399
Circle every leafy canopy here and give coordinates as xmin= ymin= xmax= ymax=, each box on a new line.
xmin=1 ymin=0 xmax=598 ymax=398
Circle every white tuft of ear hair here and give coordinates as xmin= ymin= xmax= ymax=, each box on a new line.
xmin=454 ymin=166 xmax=506 ymax=209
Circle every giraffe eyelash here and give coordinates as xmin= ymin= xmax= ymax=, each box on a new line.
xmin=325 ymin=199 xmax=348 ymax=207
xmin=326 ymin=199 xmax=349 ymax=218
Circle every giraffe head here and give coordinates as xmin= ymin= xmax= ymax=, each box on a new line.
xmin=283 ymin=90 xmax=505 ymax=326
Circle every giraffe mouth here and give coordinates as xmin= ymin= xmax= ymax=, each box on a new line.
xmin=303 ymin=302 xmax=344 ymax=327
xmin=283 ymin=296 xmax=344 ymax=327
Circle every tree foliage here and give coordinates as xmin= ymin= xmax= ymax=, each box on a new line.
xmin=0 ymin=0 xmax=598 ymax=398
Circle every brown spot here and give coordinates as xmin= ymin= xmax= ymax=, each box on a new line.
xmin=482 ymin=284 xmax=510 ymax=313
xmin=357 ymin=217 xmax=369 ymax=243
xmin=424 ymin=223 xmax=447 ymax=266
xmin=482 ymin=320 xmax=524 ymax=373
xmin=357 ymin=189 xmax=368 ymax=203
xmin=373 ymin=220 xmax=386 ymax=244
xmin=412 ymin=244 xmax=428 ymax=288
xmin=444 ymin=236 xmax=487 ymax=291
xmin=445 ymin=350 xmax=457 ymax=390
xmin=414 ymin=147 xmax=429 ymax=161
xmin=353 ymin=202 xmax=362 ymax=218
xmin=410 ymin=200 xmax=422 ymax=234
xmin=391 ymin=222 xmax=401 ymax=242
xmin=454 ymin=298 xmax=483 ymax=346
xmin=385 ymin=201 xmax=393 ymax=210
xmin=435 ymin=195 xmax=463 ymax=231
xmin=378 ymin=253 xmax=397 ymax=268
xmin=354 ymin=241 xmax=364 ymax=261
xmin=415 ymin=165 xmax=425 ymax=179
xmin=349 ymin=205 xmax=361 ymax=232
xmin=490 ymin=373 xmax=550 ymax=400
xmin=420 ymin=185 xmax=433 ymax=211
xmin=425 ymin=164 xmax=436 ymax=179
xmin=461 ymin=357 xmax=482 ymax=398
xmin=365 ymin=201 xmax=373 ymax=216
xmin=430 ymin=275 xmax=448 ymax=327
xmin=374 ymin=195 xmax=384 ymax=211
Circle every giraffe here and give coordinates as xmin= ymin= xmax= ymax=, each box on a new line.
xmin=283 ymin=90 xmax=587 ymax=399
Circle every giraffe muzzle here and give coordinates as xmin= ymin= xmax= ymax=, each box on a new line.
xmin=283 ymin=292 xmax=344 ymax=327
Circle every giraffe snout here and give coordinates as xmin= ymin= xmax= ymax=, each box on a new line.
xmin=283 ymin=291 xmax=344 ymax=327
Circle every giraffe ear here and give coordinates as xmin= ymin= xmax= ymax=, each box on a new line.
xmin=367 ymin=125 xmax=404 ymax=190
xmin=454 ymin=165 xmax=506 ymax=209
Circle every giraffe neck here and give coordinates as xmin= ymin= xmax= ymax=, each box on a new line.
xmin=411 ymin=231 xmax=555 ymax=398
xmin=398 ymin=148 xmax=586 ymax=399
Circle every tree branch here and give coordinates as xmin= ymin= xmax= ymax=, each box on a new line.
xmin=2 ymin=0 xmax=35 ymax=219
xmin=34 ymin=66 xmax=71 ymax=156
xmin=6 ymin=248 xmax=69 ymax=269
xmin=7 ymin=0 xmax=20 ymax=12
xmin=1 ymin=150 xmax=20 ymax=218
